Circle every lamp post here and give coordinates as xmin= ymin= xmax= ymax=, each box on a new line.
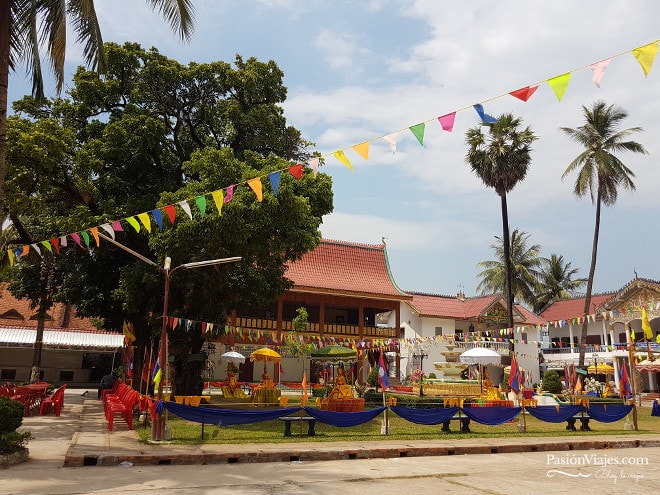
xmin=151 ymin=255 xmax=242 ymax=441
xmin=412 ymin=349 xmax=429 ymax=397
xmin=97 ymin=231 xmax=241 ymax=441
xmin=592 ymin=353 xmax=598 ymax=376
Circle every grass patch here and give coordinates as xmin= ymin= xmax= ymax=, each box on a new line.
xmin=135 ymin=405 xmax=657 ymax=445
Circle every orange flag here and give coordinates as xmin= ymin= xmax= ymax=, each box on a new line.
xmin=301 ymin=371 xmax=308 ymax=406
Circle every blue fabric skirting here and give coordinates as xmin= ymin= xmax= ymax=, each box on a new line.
xmin=390 ymin=406 xmax=459 ymax=425
xmin=160 ymin=401 xmax=634 ymax=428
xmin=303 ymin=406 xmax=387 ymax=427
xmin=461 ymin=406 xmax=522 ymax=425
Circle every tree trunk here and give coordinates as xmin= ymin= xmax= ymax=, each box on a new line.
xmin=500 ymin=193 xmax=514 ymax=333
xmin=579 ymin=188 xmax=602 ymax=368
xmin=0 ymin=2 xmax=11 ymax=231
xmin=30 ymin=314 xmax=45 ymax=383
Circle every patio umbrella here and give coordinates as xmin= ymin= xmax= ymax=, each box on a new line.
xmin=249 ymin=347 xmax=282 ymax=363
xmin=310 ymin=345 xmax=357 ymax=362
xmin=587 ymin=363 xmax=614 ymax=374
xmin=460 ymin=347 xmax=502 ymax=393
xmin=220 ymin=351 xmax=246 ymax=364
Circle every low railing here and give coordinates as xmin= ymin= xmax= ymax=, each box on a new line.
xmin=453 ymin=341 xmax=510 ymax=352
xmin=234 ymin=317 xmax=397 ymax=338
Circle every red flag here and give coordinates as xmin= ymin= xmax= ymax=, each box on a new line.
xmin=508 ymin=354 xmax=520 ymax=393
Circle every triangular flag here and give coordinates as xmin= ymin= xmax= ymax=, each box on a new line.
xmin=288 ymin=163 xmax=304 ymax=179
xmin=509 ymin=85 xmax=539 ymax=102
xmin=164 ymin=204 xmax=176 ymax=224
xmin=473 ymin=104 xmax=497 ymax=123
xmin=409 ymin=123 xmax=425 ymax=146
xmin=137 ymin=212 xmax=151 ymax=233
xmin=151 ymin=209 xmax=163 ymax=230
xmin=589 ymin=59 xmax=611 ymax=88
xmin=80 ymin=231 xmax=90 ymax=248
xmin=632 ymin=41 xmax=658 ymax=77
xmin=306 ymin=157 xmax=319 ymax=177
xmin=333 ymin=150 xmax=353 ymax=172
xmin=179 ymin=200 xmax=192 ymax=219
xmin=437 ymin=112 xmax=456 ymax=132
xmin=51 ymin=237 xmax=60 ymax=254
xmin=71 ymin=233 xmax=84 ymax=248
xmin=353 ymin=142 xmax=369 ymax=160
xmin=195 ymin=196 xmax=207 ymax=217
xmin=31 ymin=243 xmax=41 ymax=257
xmin=211 ymin=190 xmax=224 ymax=215
xmin=125 ymin=216 xmax=140 ymax=233
xmin=60 ymin=235 xmax=67 ymax=248
xmin=224 ymin=185 xmax=235 ymax=204
xmin=268 ymin=171 xmax=280 ymax=196
xmin=100 ymin=223 xmax=115 ymax=240
xmin=8 ymin=250 xmax=14 ymax=266
xmin=89 ymin=227 xmax=99 ymax=247
xmin=547 ymin=72 xmax=571 ymax=101
xmin=40 ymin=240 xmax=53 ymax=252
xmin=382 ymin=133 xmax=398 ymax=154
xmin=111 ymin=220 xmax=123 ymax=232
xmin=247 ymin=177 xmax=263 ymax=201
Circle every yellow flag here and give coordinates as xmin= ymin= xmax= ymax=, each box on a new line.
xmin=547 ymin=72 xmax=571 ymax=101
xmin=247 ymin=178 xmax=263 ymax=202
xmin=123 ymin=320 xmax=136 ymax=342
xmin=642 ymin=308 xmax=653 ymax=339
xmin=333 ymin=150 xmax=353 ymax=172
xmin=633 ymin=41 xmax=659 ymax=77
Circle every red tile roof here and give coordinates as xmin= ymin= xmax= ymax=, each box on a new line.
xmin=0 ymin=284 xmax=97 ymax=331
xmin=285 ymin=239 xmax=411 ymax=300
xmin=407 ymin=292 xmax=546 ymax=325
xmin=540 ymin=293 xmax=615 ymax=322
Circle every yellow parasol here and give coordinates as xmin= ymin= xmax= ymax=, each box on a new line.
xmin=249 ymin=347 xmax=282 ymax=363
xmin=587 ymin=363 xmax=614 ymax=374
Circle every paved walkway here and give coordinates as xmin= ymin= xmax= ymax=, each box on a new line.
xmin=17 ymin=389 xmax=660 ymax=468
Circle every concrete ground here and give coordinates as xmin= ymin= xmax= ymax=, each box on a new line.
xmin=3 ymin=388 xmax=660 ymax=494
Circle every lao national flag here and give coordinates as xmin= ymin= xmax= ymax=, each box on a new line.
xmin=508 ymin=355 xmax=520 ymax=393
xmin=378 ymin=351 xmax=389 ymax=390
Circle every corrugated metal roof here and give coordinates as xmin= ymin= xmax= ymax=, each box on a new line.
xmin=0 ymin=326 xmax=124 ymax=350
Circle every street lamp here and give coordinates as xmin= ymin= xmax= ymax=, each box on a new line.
xmin=412 ymin=349 xmax=429 ymax=397
xmin=592 ymin=353 xmax=598 ymax=376
xmin=97 ymin=232 xmax=241 ymax=441
xmin=152 ymin=255 xmax=242 ymax=441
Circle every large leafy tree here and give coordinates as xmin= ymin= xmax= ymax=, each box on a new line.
xmin=466 ymin=114 xmax=538 ymax=329
xmin=534 ymin=254 xmax=586 ymax=313
xmin=0 ymin=0 xmax=195 ymax=233
xmin=561 ymin=101 xmax=647 ymax=367
xmin=4 ymin=44 xmax=333 ymax=393
xmin=476 ymin=229 xmax=542 ymax=309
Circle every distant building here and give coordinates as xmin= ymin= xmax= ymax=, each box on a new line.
xmin=0 ymin=284 xmax=123 ymax=385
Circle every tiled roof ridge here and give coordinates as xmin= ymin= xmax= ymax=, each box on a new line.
xmin=407 ymin=290 xmax=465 ymax=299
xmin=321 ymin=238 xmax=385 ymax=250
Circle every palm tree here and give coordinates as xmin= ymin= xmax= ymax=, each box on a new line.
xmin=466 ymin=114 xmax=538 ymax=329
xmin=534 ymin=254 xmax=586 ymax=313
xmin=0 ymin=0 xmax=195 ymax=232
xmin=561 ymin=101 xmax=647 ymax=367
xmin=477 ymin=229 xmax=543 ymax=309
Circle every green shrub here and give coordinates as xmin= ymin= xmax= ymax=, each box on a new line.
xmin=366 ymin=367 xmax=378 ymax=387
xmin=312 ymin=386 xmax=332 ymax=398
xmin=542 ymin=370 xmax=563 ymax=394
xmin=0 ymin=396 xmax=31 ymax=453
xmin=427 ymin=373 xmax=437 ymax=379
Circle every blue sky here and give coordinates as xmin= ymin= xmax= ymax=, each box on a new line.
xmin=8 ymin=1 xmax=660 ymax=298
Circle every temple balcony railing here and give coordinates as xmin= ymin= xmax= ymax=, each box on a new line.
xmin=452 ymin=341 xmax=511 ymax=353
xmin=234 ymin=317 xmax=397 ymax=338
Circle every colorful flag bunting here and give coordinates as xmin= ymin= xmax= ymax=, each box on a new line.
xmin=437 ymin=112 xmax=456 ymax=131
xmin=333 ymin=150 xmax=353 ymax=172
xmin=547 ymin=72 xmax=571 ymax=101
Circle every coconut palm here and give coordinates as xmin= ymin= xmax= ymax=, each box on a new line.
xmin=561 ymin=101 xmax=647 ymax=367
xmin=534 ymin=254 xmax=587 ymax=313
xmin=0 ymin=0 xmax=195 ymax=232
xmin=477 ymin=229 xmax=543 ymax=309
xmin=466 ymin=114 xmax=538 ymax=328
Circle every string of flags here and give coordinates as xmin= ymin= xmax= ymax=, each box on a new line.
xmin=325 ymin=40 xmax=658 ymax=172
xmin=3 ymin=40 xmax=658 ymax=266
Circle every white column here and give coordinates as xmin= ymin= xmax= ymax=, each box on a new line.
xmin=613 ymin=358 xmax=620 ymax=390
xmin=601 ymin=320 xmax=608 ymax=349
xmin=569 ymin=324 xmax=574 ymax=349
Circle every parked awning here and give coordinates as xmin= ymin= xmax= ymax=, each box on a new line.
xmin=0 ymin=326 xmax=124 ymax=351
